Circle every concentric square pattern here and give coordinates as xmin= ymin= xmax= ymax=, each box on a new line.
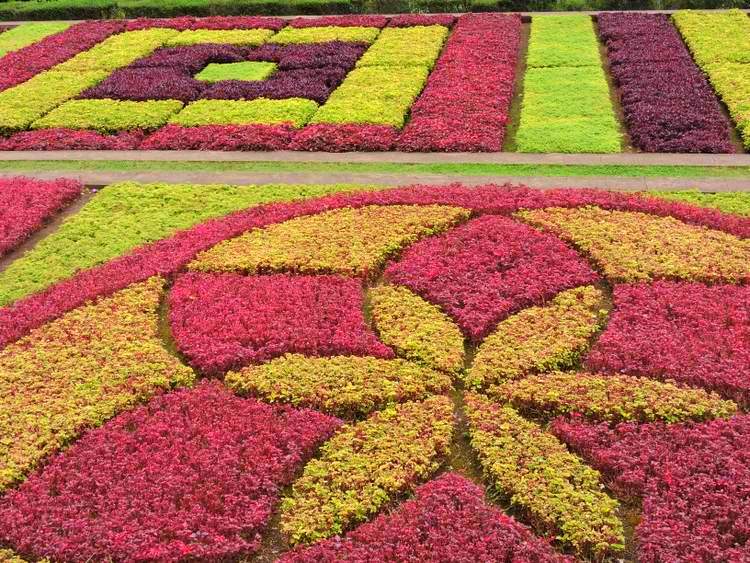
xmin=0 ymin=14 xmax=522 ymax=151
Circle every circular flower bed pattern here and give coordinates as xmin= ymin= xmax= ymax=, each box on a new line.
xmin=0 ymin=183 xmax=749 ymax=562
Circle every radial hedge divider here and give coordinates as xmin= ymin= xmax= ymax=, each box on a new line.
xmin=515 ymin=15 xmax=621 ymax=153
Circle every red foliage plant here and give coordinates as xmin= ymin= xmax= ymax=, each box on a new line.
xmin=140 ymin=124 xmax=295 ymax=150
xmin=125 ymin=15 xmax=286 ymax=31
xmin=289 ymin=124 xmax=398 ymax=152
xmin=3 ymin=184 xmax=750 ymax=351
xmin=387 ymin=14 xmax=456 ymax=27
xmin=289 ymin=15 xmax=388 ymax=28
xmin=283 ymin=472 xmax=572 ymax=562
xmin=169 ymin=272 xmax=393 ymax=375
xmin=384 ymin=214 xmax=599 ymax=341
xmin=0 ymin=21 xmax=125 ymax=92
xmin=0 ymin=381 xmax=342 ymax=561
xmin=0 ymin=128 xmax=144 ymax=150
xmin=0 ymin=176 xmax=82 ymax=256
xmin=399 ymin=13 xmax=521 ymax=152
xmin=586 ymin=281 xmax=750 ymax=406
xmin=552 ymin=413 xmax=750 ymax=562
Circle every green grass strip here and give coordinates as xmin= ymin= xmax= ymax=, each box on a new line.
xmin=0 ymin=160 xmax=750 ymax=179
xmin=0 ymin=22 xmax=71 ymax=57
xmin=0 ymin=182 xmax=380 ymax=307
xmin=525 ymin=15 xmax=601 ymax=68
xmin=516 ymin=15 xmax=621 ymax=154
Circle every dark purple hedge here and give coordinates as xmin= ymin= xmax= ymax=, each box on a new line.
xmin=598 ymin=13 xmax=735 ymax=153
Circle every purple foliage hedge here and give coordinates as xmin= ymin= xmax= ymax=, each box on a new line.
xmin=598 ymin=13 xmax=735 ymax=153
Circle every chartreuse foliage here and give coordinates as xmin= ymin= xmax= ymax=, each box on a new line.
xmin=311 ymin=66 xmax=430 ymax=128
xmin=0 ymin=22 xmax=71 ymax=57
xmin=368 ymin=284 xmax=465 ymax=374
xmin=673 ymin=10 xmax=750 ymax=148
xmin=652 ymin=191 xmax=750 ymax=216
xmin=0 ymin=71 xmax=107 ymax=132
xmin=468 ymin=286 xmax=606 ymax=389
xmin=526 ymin=15 xmax=601 ymax=68
xmin=0 ymin=277 xmax=194 ymax=491
xmin=56 ymin=29 xmax=178 ymax=72
xmin=0 ymin=549 xmax=29 ymax=563
xmin=0 ymin=182 xmax=377 ymax=307
xmin=166 ymin=28 xmax=274 ymax=47
xmin=32 ymin=99 xmax=183 ymax=133
xmin=171 ymin=98 xmax=318 ymax=127
xmin=464 ymin=392 xmax=624 ymax=558
xmin=516 ymin=15 xmax=620 ymax=153
xmin=270 ymin=26 xmax=380 ymax=45
xmin=195 ymin=61 xmax=277 ymax=82
xmin=280 ymin=396 xmax=453 ymax=544
xmin=515 ymin=67 xmax=621 ymax=153
xmin=190 ymin=204 xmax=469 ymax=278
xmin=490 ymin=371 xmax=737 ymax=424
xmin=518 ymin=206 xmax=750 ymax=283
xmin=672 ymin=9 xmax=750 ymax=66
xmin=226 ymin=354 xmax=451 ymax=418
xmin=357 ymin=25 xmax=448 ymax=69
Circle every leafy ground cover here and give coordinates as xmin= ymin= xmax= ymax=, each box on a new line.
xmin=515 ymin=15 xmax=622 ymax=153
xmin=0 ymin=11 xmax=749 ymax=153
xmin=0 ymin=179 xmax=749 ymax=561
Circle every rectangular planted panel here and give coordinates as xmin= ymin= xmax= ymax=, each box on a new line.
xmin=515 ymin=15 xmax=622 ymax=153
xmin=673 ymin=9 xmax=750 ymax=149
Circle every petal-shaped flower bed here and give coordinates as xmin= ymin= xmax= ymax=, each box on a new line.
xmin=384 ymin=215 xmax=599 ymax=341
xmin=169 ymin=272 xmax=392 ymax=375
xmin=0 ymin=381 xmax=341 ymax=561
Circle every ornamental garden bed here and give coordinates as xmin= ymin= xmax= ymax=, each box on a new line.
xmin=0 ymin=176 xmax=749 ymax=561
xmin=0 ymin=10 xmax=749 ymax=153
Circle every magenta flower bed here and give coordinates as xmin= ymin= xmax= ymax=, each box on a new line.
xmin=598 ymin=13 xmax=734 ymax=153
xmin=586 ymin=281 xmax=750 ymax=405
xmin=553 ymin=413 xmax=750 ymax=561
xmin=0 ymin=20 xmax=125 ymax=92
xmin=4 ymin=185 xmax=750 ymax=351
xmin=398 ymin=13 xmax=521 ymax=152
xmin=384 ymin=215 xmax=599 ymax=341
xmin=0 ymin=128 xmax=144 ymax=150
xmin=0 ymin=176 xmax=82 ymax=257
xmin=289 ymin=15 xmax=388 ymax=28
xmin=81 ymin=67 xmax=207 ymax=102
xmin=141 ymin=123 xmax=294 ymax=150
xmin=125 ymin=15 xmax=286 ymax=31
xmin=283 ymin=473 xmax=571 ymax=562
xmin=289 ymin=123 xmax=398 ymax=151
xmin=169 ymin=272 xmax=393 ymax=375
xmin=0 ymin=381 xmax=341 ymax=561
